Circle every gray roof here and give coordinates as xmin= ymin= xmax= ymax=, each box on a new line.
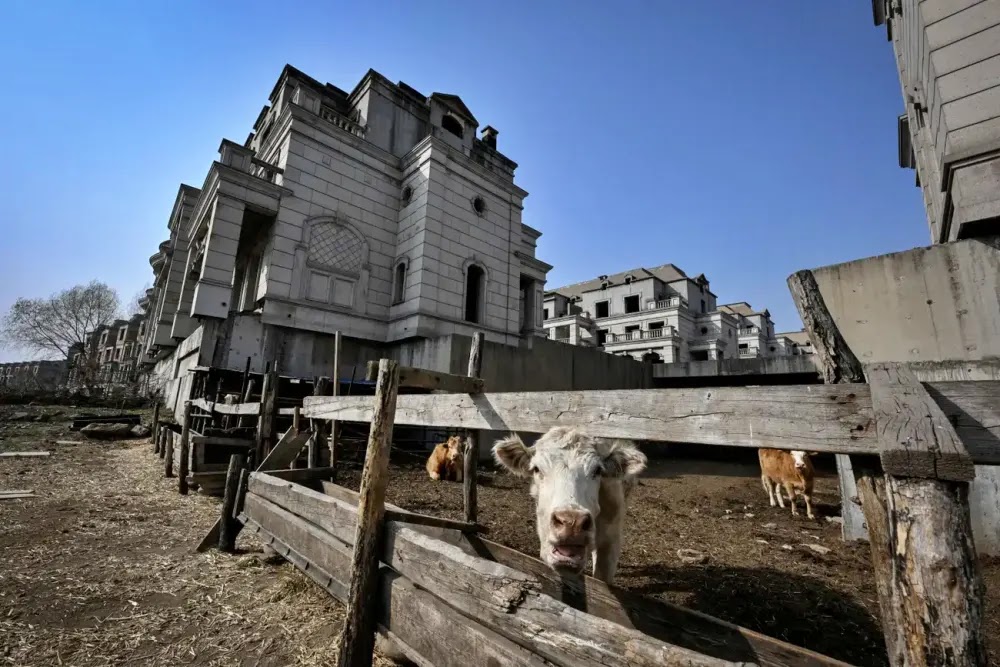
xmin=549 ymin=263 xmax=688 ymax=300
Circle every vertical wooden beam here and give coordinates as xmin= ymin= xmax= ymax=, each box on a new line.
xmin=336 ymin=358 xmax=399 ymax=667
xmin=255 ymin=369 xmax=275 ymax=466
xmin=290 ymin=406 xmax=302 ymax=469
xmin=154 ymin=423 xmax=163 ymax=456
xmin=788 ymin=269 xmax=986 ymax=666
xmin=218 ymin=454 xmax=245 ymax=553
xmin=309 ymin=377 xmax=330 ymax=469
xmin=151 ymin=402 xmax=160 ymax=450
xmin=863 ymin=363 xmax=984 ymax=665
xmin=329 ymin=331 xmax=342 ymax=478
xmin=463 ymin=332 xmax=484 ymax=524
xmin=178 ymin=401 xmax=192 ymax=495
xmin=164 ymin=431 xmax=174 ymax=478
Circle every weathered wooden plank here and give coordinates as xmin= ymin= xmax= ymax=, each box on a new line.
xmin=240 ymin=501 xmax=552 ymax=667
xmin=151 ymin=402 xmax=159 ymax=449
xmin=318 ymin=480 xmax=484 ymax=533
xmin=464 ymin=331 xmax=484 ymax=524
xmin=302 ymin=384 xmax=875 ymax=452
xmin=0 ymin=452 xmax=50 ymax=458
xmin=191 ymin=397 xmax=261 ymax=416
xmin=190 ymin=435 xmax=255 ymax=447
xmin=164 ymin=432 xmax=174 ymax=478
xmin=265 ymin=467 xmax=338 ymax=484
xmin=297 ymin=381 xmax=1000 ymax=462
xmin=364 ymin=360 xmax=485 ymax=394
xmin=337 ymin=359 xmax=400 ymax=667
xmin=193 ymin=428 xmax=313 ymax=552
xmin=261 ymin=475 xmax=843 ymax=667
xmin=245 ymin=488 xmax=741 ymax=667
xmin=787 ymin=270 xmax=866 ymax=385
xmin=865 ymin=366 xmax=986 ymax=664
xmin=219 ymin=454 xmax=244 ymax=552
xmin=0 ymin=491 xmax=35 ymax=500
xmin=178 ymin=401 xmax=192 ymax=495
xmin=867 ymin=363 xmax=975 ymax=481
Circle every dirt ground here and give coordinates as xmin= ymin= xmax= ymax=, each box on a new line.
xmin=0 ymin=406 xmax=397 ymax=667
xmin=2 ymin=406 xmax=998 ymax=667
xmin=337 ymin=445 xmax=1000 ymax=667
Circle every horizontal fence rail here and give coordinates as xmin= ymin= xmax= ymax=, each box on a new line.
xmin=285 ymin=381 xmax=1000 ymax=464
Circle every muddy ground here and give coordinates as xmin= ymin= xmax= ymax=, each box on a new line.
xmin=2 ymin=405 xmax=998 ymax=666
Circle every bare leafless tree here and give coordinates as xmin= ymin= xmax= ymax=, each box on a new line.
xmin=1 ymin=281 xmax=120 ymax=359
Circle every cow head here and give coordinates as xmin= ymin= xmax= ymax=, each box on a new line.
xmin=493 ymin=427 xmax=646 ymax=575
xmin=790 ymin=450 xmax=811 ymax=472
xmin=443 ymin=435 xmax=464 ymax=464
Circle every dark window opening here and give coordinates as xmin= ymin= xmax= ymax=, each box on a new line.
xmin=738 ymin=343 xmax=748 ymax=350
xmin=624 ymin=325 xmax=640 ymax=333
xmin=700 ymin=299 xmax=706 ymax=313
xmin=392 ymin=262 xmax=406 ymax=305
xmin=473 ymin=196 xmax=486 ymax=215
xmin=543 ymin=308 xmax=549 ymax=319
xmin=691 ymin=350 xmax=709 ymax=361
xmin=700 ymin=326 xmax=708 ymax=335
xmin=648 ymin=321 xmax=664 ymax=330
xmin=642 ymin=352 xmax=662 ymax=364
xmin=465 ymin=265 xmax=485 ymax=323
xmin=624 ymin=295 xmax=640 ymax=313
xmin=442 ymin=114 xmax=464 ymax=138
xmin=769 ymin=346 xmax=776 ymax=352
xmin=595 ymin=301 xmax=609 ymax=318
xmin=597 ymin=329 xmax=608 ymax=346
xmin=401 ymin=185 xmax=413 ymax=204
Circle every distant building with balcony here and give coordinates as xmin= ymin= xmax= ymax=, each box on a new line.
xmin=137 ymin=64 xmax=552 ymax=411
xmin=0 ymin=360 xmax=67 ymax=392
xmin=542 ymin=264 xmax=813 ymax=364
xmin=69 ymin=314 xmax=147 ymax=386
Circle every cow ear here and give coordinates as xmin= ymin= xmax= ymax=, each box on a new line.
xmin=493 ymin=434 xmax=532 ymax=476
xmin=603 ymin=441 xmax=647 ymax=478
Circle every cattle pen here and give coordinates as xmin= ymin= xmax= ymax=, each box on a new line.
xmin=184 ymin=309 xmax=997 ymax=667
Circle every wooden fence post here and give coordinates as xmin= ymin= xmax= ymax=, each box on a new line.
xmin=463 ymin=332 xmax=484 ymax=524
xmin=164 ymin=430 xmax=174 ymax=478
xmin=151 ymin=402 xmax=159 ymax=450
xmin=219 ymin=454 xmax=245 ymax=552
xmin=330 ymin=331 xmax=342 ymax=479
xmin=309 ymin=377 xmax=330 ymax=468
xmin=788 ymin=269 xmax=986 ymax=665
xmin=336 ymin=358 xmax=399 ymax=667
xmin=155 ymin=423 xmax=163 ymax=456
xmin=178 ymin=401 xmax=192 ymax=495
xmin=255 ymin=369 xmax=276 ymax=466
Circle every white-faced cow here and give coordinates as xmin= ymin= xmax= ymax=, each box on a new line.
xmin=493 ymin=426 xmax=647 ymax=583
xmin=758 ymin=448 xmax=816 ymax=519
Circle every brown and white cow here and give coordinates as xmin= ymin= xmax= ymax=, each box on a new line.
xmin=758 ymin=448 xmax=815 ymax=519
xmin=493 ymin=426 xmax=647 ymax=583
xmin=425 ymin=435 xmax=465 ymax=482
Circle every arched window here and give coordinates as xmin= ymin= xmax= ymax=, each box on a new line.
xmin=442 ymin=114 xmax=464 ymax=139
xmin=302 ymin=218 xmax=368 ymax=308
xmin=465 ymin=264 xmax=486 ymax=324
xmin=392 ymin=261 xmax=407 ymax=305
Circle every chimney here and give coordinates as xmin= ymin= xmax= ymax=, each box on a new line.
xmin=481 ymin=125 xmax=498 ymax=150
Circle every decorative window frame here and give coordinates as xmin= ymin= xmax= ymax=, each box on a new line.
xmin=293 ymin=215 xmax=371 ymax=313
xmin=391 ymin=256 xmax=409 ymax=306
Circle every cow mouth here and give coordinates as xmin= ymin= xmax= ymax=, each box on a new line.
xmin=548 ymin=543 xmax=588 ymax=571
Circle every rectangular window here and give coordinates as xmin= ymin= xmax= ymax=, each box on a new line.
xmin=595 ymin=301 xmax=609 ymax=318
xmin=648 ymin=321 xmax=664 ymax=330
xmin=333 ymin=278 xmax=354 ymax=307
xmin=543 ymin=308 xmax=549 ymax=320
xmin=624 ymin=295 xmax=640 ymax=313
xmin=596 ymin=329 xmax=608 ymax=346
xmin=700 ymin=299 xmax=706 ymax=313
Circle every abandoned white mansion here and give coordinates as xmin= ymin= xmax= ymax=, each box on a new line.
xmin=138 ymin=65 xmax=551 ymax=393
xmin=542 ymin=264 xmax=812 ymax=363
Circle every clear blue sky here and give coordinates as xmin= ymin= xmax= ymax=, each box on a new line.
xmin=0 ymin=1 xmax=928 ymax=363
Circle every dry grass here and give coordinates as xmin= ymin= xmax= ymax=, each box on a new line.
xmin=0 ymin=406 xmax=394 ymax=667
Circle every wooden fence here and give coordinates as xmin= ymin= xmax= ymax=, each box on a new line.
xmin=184 ymin=342 xmax=995 ymax=666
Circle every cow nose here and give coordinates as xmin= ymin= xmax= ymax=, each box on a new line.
xmin=551 ymin=509 xmax=593 ymax=536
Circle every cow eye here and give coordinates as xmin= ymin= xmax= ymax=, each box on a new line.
xmin=529 ymin=465 xmax=539 ymax=475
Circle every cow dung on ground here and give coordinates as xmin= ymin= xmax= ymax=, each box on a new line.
xmin=80 ymin=423 xmax=135 ymax=439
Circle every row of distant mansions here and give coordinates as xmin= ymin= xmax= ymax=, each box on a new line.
xmin=135 ymin=65 xmax=809 ymax=384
